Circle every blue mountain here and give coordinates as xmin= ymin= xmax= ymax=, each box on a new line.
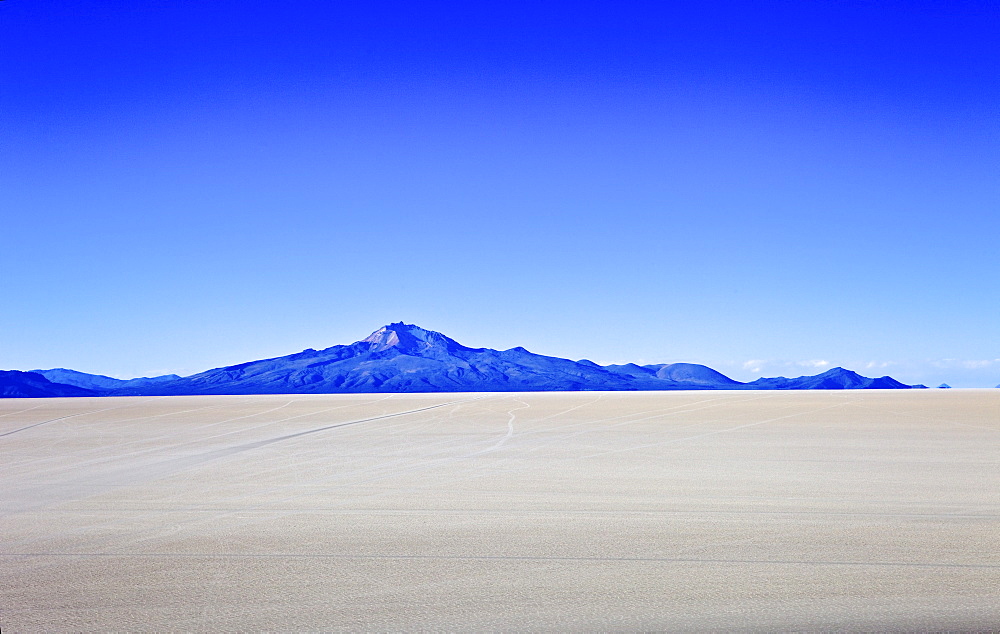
xmin=746 ymin=367 xmax=913 ymax=390
xmin=110 ymin=323 xmax=702 ymax=395
xmin=0 ymin=370 xmax=98 ymax=398
xmin=4 ymin=323 xmax=920 ymax=397
xmin=601 ymin=362 xmax=744 ymax=386
xmin=31 ymin=368 xmax=180 ymax=392
xmin=652 ymin=363 xmax=745 ymax=387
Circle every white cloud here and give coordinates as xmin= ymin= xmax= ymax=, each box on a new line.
xmin=740 ymin=359 xmax=830 ymax=376
xmin=930 ymin=358 xmax=1000 ymax=370
xmin=797 ymin=360 xmax=830 ymax=369
xmin=863 ymin=360 xmax=894 ymax=370
xmin=961 ymin=359 xmax=999 ymax=369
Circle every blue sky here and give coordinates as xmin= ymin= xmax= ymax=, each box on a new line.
xmin=2 ymin=1 xmax=998 ymax=387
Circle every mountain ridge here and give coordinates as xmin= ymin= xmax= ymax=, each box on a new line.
xmin=7 ymin=322 xmax=926 ymax=397
xmin=31 ymin=368 xmax=181 ymax=392
xmin=0 ymin=370 xmax=99 ymax=398
xmin=747 ymin=367 xmax=912 ymax=390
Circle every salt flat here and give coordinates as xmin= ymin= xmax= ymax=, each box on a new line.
xmin=1 ymin=390 xmax=998 ymax=631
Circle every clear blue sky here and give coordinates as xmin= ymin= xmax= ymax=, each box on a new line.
xmin=3 ymin=1 xmax=998 ymax=387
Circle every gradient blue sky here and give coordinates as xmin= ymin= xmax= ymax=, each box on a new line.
xmin=3 ymin=1 xmax=998 ymax=386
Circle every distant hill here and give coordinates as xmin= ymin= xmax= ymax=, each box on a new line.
xmin=746 ymin=367 xmax=914 ymax=390
xmin=31 ymin=368 xmax=180 ymax=392
xmin=5 ymin=323 xmax=920 ymax=397
xmin=601 ymin=362 xmax=744 ymax=387
xmin=0 ymin=370 xmax=98 ymax=398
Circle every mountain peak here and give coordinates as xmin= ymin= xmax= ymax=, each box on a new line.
xmin=820 ymin=367 xmax=859 ymax=376
xmin=360 ymin=323 xmax=464 ymax=354
xmin=362 ymin=325 xmax=403 ymax=350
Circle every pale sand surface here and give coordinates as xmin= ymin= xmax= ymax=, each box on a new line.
xmin=1 ymin=390 xmax=998 ymax=631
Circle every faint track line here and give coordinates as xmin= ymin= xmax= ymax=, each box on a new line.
xmin=177 ymin=396 xmax=485 ymax=464
xmin=466 ymin=397 xmax=528 ymax=457
xmin=0 ymin=403 xmax=47 ymax=419
xmin=0 ymin=398 xmax=165 ymax=438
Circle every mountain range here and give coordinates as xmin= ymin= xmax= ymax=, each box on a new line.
xmin=5 ymin=322 xmax=926 ymax=398
xmin=0 ymin=370 xmax=98 ymax=398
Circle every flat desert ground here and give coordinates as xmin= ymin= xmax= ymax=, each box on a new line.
xmin=1 ymin=390 xmax=998 ymax=631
